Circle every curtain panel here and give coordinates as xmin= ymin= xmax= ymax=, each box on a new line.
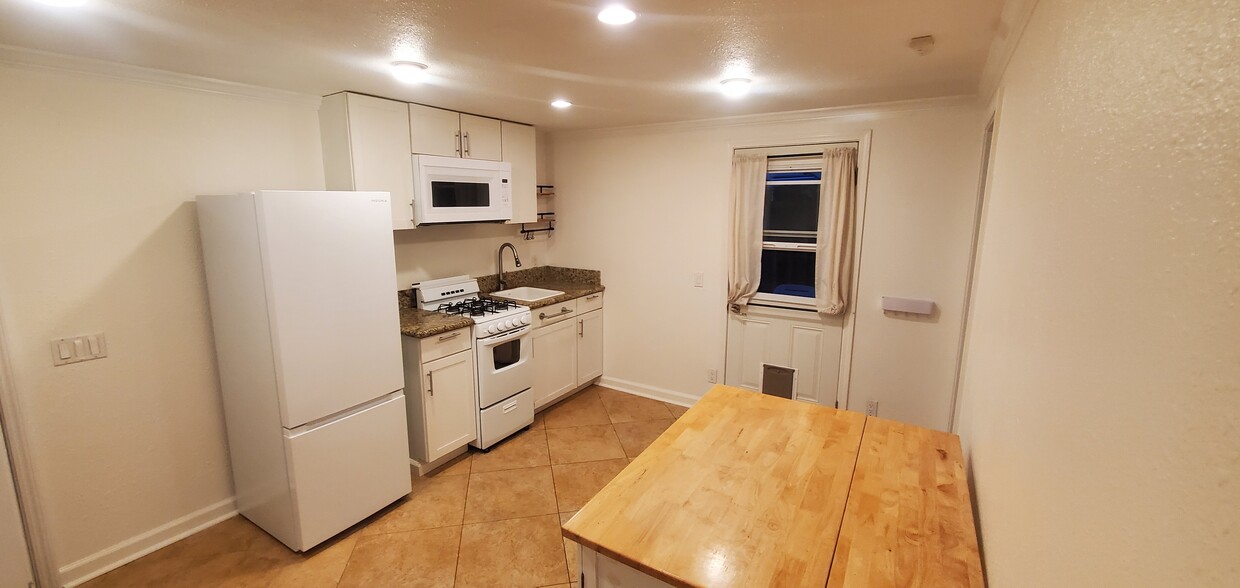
xmin=816 ymin=146 xmax=858 ymax=315
xmin=726 ymin=152 xmax=768 ymax=311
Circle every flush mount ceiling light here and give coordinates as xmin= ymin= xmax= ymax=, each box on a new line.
xmin=390 ymin=61 xmax=428 ymax=83
xmin=719 ymin=78 xmax=752 ymax=98
xmin=551 ymin=99 xmax=573 ymax=109
xmin=597 ymin=5 xmax=636 ymax=25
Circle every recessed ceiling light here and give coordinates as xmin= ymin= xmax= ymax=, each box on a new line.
xmin=32 ymin=0 xmax=88 ymax=6
xmin=719 ymin=78 xmax=752 ymax=98
xmin=391 ymin=61 xmax=428 ymax=84
xmin=551 ymin=99 xmax=573 ymax=109
xmin=597 ymin=5 xmax=636 ymax=25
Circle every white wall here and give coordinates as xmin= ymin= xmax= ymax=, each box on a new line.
xmin=548 ymin=102 xmax=984 ymax=428
xmin=394 ymin=224 xmax=549 ymax=287
xmin=0 ymin=63 xmax=324 ymax=582
xmin=955 ymin=0 xmax=1240 ymax=585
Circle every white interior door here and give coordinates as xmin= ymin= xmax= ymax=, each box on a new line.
xmin=0 ymin=420 xmax=34 ymax=588
xmin=724 ymin=305 xmax=843 ymax=405
xmin=257 ymin=191 xmax=405 ymax=427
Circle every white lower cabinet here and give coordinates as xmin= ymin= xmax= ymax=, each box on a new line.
xmin=402 ymin=329 xmax=478 ymax=464
xmin=533 ymin=295 xmax=604 ymax=410
xmin=576 ymin=309 xmax=603 ymax=384
xmin=533 ymin=318 xmax=578 ymax=409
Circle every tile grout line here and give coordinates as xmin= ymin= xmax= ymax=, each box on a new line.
xmin=545 ymin=415 xmax=573 ymax=584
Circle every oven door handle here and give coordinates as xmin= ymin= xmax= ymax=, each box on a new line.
xmin=477 ymin=325 xmax=529 ymax=346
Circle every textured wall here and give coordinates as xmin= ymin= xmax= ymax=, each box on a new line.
xmin=0 ymin=64 xmax=324 ymax=575
xmin=956 ymin=0 xmax=1240 ymax=585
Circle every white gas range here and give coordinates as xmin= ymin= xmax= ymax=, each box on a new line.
xmin=415 ymin=275 xmax=534 ymax=449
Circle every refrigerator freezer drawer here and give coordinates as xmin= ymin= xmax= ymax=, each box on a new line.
xmin=474 ymin=388 xmax=534 ymax=450
xmin=282 ymin=393 xmax=411 ymax=551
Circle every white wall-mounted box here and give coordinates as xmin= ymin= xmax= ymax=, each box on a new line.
xmin=881 ymin=297 xmax=936 ymax=315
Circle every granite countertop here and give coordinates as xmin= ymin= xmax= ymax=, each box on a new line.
xmin=398 ymin=307 xmax=474 ymax=339
xmin=396 ymin=265 xmax=604 ymax=338
xmin=478 ymin=266 xmax=605 ymax=309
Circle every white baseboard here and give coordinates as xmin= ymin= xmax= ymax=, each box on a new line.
xmin=597 ymin=376 xmax=700 ymax=408
xmin=59 ymin=497 xmax=237 ymax=587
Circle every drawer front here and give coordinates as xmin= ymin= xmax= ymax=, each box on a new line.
xmin=419 ymin=327 xmax=471 ymax=363
xmin=476 ymin=388 xmax=534 ymax=449
xmin=577 ymin=292 xmax=604 ymax=313
xmin=533 ymin=299 xmax=577 ymax=328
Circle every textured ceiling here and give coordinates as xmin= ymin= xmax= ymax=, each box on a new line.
xmin=0 ymin=0 xmax=1005 ymax=129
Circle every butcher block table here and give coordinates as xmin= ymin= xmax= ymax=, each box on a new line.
xmin=561 ymin=385 xmax=984 ymax=588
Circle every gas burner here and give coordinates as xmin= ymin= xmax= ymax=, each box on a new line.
xmin=435 ymin=297 xmax=518 ymax=318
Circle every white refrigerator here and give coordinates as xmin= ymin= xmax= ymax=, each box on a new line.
xmin=197 ymin=190 xmax=411 ymax=551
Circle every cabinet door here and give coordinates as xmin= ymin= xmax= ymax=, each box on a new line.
xmin=409 ymin=103 xmax=461 ymax=157
xmin=346 ymin=94 xmax=417 ymax=230
xmin=501 ymin=121 xmax=537 ymax=224
xmin=577 ymin=309 xmax=604 ymax=385
xmin=422 ymin=351 xmax=478 ymax=462
xmin=460 ymin=114 xmax=503 ymax=161
xmin=533 ymin=319 xmax=578 ymax=409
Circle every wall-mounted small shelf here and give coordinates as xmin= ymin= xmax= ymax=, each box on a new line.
xmin=521 ymin=212 xmax=555 ymax=240
xmin=537 ymin=185 xmax=556 ymax=197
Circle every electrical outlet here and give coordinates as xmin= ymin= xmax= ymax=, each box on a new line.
xmin=865 ymin=400 xmax=879 ymax=417
xmin=693 ymin=272 xmax=705 ymax=288
xmin=706 ymin=369 xmax=718 ymax=383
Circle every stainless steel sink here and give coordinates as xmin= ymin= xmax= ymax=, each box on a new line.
xmin=490 ymin=286 xmax=564 ymax=303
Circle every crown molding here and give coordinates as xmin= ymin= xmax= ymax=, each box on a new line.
xmin=977 ymin=0 xmax=1041 ymax=101
xmin=0 ymin=44 xmax=321 ymax=108
xmin=554 ymin=94 xmax=982 ymax=139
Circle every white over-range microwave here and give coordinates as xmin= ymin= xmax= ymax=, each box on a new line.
xmin=411 ymin=154 xmax=513 ymax=225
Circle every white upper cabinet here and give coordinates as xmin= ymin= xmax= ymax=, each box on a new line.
xmin=408 ymin=103 xmax=462 ymax=158
xmin=319 ymin=92 xmax=417 ymax=230
xmin=408 ymin=105 xmax=503 ymax=162
xmin=501 ymin=121 xmax=537 ymax=223
xmin=459 ymin=114 xmax=502 ymax=161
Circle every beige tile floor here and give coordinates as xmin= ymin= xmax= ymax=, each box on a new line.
xmin=82 ymin=386 xmax=689 ymax=588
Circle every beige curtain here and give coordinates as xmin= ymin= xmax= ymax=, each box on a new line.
xmin=727 ymin=152 xmax=768 ymax=310
xmin=816 ymin=146 xmax=858 ymax=315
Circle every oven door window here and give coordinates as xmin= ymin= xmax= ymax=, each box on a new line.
xmin=490 ymin=337 xmax=521 ymax=370
xmin=431 ymin=181 xmax=491 ymax=208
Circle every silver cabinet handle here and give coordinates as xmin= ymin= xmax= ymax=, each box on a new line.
xmin=586 ymin=294 xmax=600 ymax=300
xmin=463 ymin=131 xmax=471 ymax=157
xmin=454 ymin=132 xmax=461 ymax=156
xmin=426 ymin=371 xmax=434 ymax=396
xmin=578 ymin=320 xmax=584 ymax=337
xmin=539 ymin=307 xmax=573 ymax=320
xmin=438 ymin=331 xmax=461 ymax=342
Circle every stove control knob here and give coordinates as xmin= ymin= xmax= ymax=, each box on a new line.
xmin=502 ymin=320 xmax=513 ymax=329
xmin=487 ymin=325 xmax=499 ymax=335
xmin=519 ymin=315 xmax=530 ymax=325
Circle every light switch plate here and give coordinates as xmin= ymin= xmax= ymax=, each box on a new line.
xmin=693 ymin=272 xmax=704 ymax=288
xmin=51 ymin=333 xmax=108 ymax=366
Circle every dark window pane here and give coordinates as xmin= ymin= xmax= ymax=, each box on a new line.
xmin=432 ymin=181 xmax=491 ymax=207
xmin=758 ymin=249 xmax=815 ymax=298
xmin=764 ymin=184 xmax=819 ymax=234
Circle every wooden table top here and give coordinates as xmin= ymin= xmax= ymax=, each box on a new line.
xmin=561 ymin=385 xmax=984 ymax=588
